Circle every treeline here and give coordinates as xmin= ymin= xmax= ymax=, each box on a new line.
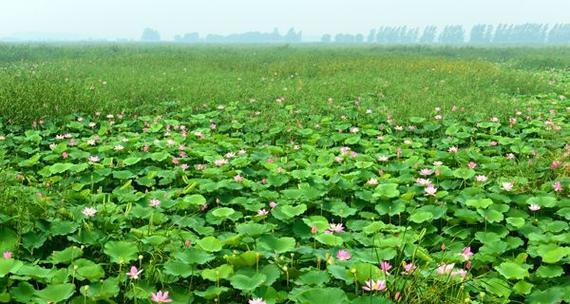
xmin=324 ymin=23 xmax=570 ymax=44
xmin=142 ymin=28 xmax=302 ymax=43
xmin=140 ymin=24 xmax=570 ymax=44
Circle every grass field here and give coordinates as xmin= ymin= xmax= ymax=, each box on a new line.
xmin=1 ymin=44 xmax=568 ymax=124
xmin=0 ymin=44 xmax=569 ymax=304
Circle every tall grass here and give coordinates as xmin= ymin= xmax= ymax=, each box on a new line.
xmin=0 ymin=43 xmax=563 ymax=124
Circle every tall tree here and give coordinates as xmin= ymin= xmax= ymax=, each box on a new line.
xmin=141 ymin=28 xmax=161 ymax=42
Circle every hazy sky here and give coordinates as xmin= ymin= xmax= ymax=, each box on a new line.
xmin=1 ymin=0 xmax=568 ymax=40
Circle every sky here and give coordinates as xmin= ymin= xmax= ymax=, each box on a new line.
xmin=0 ymin=0 xmax=568 ymax=40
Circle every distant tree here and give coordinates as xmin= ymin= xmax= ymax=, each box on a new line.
xmin=419 ymin=26 xmax=437 ymax=44
xmin=285 ymin=28 xmax=302 ymax=42
xmin=141 ymin=28 xmax=161 ymax=42
xmin=321 ymin=34 xmax=332 ymax=43
xmin=367 ymin=29 xmax=377 ymax=43
xmin=355 ymin=34 xmax=364 ymax=43
xmin=174 ymin=32 xmax=200 ymax=43
xmin=547 ymin=24 xmax=570 ymax=44
xmin=439 ymin=25 xmax=464 ymax=44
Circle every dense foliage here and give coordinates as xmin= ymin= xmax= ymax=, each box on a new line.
xmin=0 ymin=75 xmax=569 ymax=303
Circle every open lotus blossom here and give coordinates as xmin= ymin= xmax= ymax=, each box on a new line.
xmin=340 ymin=146 xmax=351 ymax=154
xmin=448 ymin=146 xmax=458 ymax=153
xmin=378 ymin=155 xmax=389 ymax=162
xmin=329 ymin=223 xmax=345 ymax=233
xmin=401 ymin=262 xmax=416 ymax=275
xmin=416 ymin=178 xmax=431 ymax=186
xmin=88 ymin=155 xmax=100 ymax=163
xmin=436 ymin=263 xmax=456 ymax=275
xmin=126 ymin=266 xmax=143 ymax=279
xmin=257 ymin=209 xmax=269 ymax=216
xmin=468 ymin=161 xmax=477 ymax=169
xmin=460 ymin=247 xmax=473 ymax=261
xmin=233 ymin=175 xmax=244 ymax=182
xmin=433 ymin=161 xmax=443 ymax=167
xmin=362 ymin=279 xmax=387 ymax=291
xmin=350 ymin=127 xmax=359 ymax=133
xmin=367 ymin=178 xmax=378 ymax=185
xmin=551 ymin=160 xmax=561 ymax=170
xmin=150 ymin=290 xmax=172 ymax=303
xmin=489 ymin=141 xmax=498 ymax=146
xmin=452 ymin=269 xmax=467 ymax=278
xmin=502 ymin=182 xmax=514 ymax=191
xmin=419 ymin=168 xmax=433 ymax=176
xmin=434 ymin=114 xmax=442 ymax=120
xmin=248 ymin=298 xmax=267 ymax=304
xmin=82 ymin=207 xmax=97 ymax=217
xmin=114 ymin=145 xmax=124 ymax=151
xmin=506 ymin=153 xmax=515 ymax=159
xmin=214 ymin=159 xmax=228 ymax=166
xmin=336 ymin=249 xmax=351 ymax=261
xmin=424 ymin=185 xmax=437 ymax=196
xmin=529 ymin=204 xmax=541 ymax=211
xmin=3 ymin=251 xmax=12 ymax=259
xmin=149 ymin=198 xmax=161 ymax=207
xmin=553 ymin=181 xmax=562 ymax=192
xmin=475 ymin=175 xmax=488 ymax=182
xmin=380 ymin=261 xmax=392 ymax=274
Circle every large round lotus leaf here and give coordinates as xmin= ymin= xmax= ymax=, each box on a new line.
xmin=35 ymin=283 xmax=75 ymax=302
xmin=315 ymin=234 xmax=343 ymax=247
xmin=201 ymin=264 xmax=234 ymax=282
xmin=103 ymin=241 xmax=138 ymax=264
xmin=211 ymin=207 xmax=235 ymax=218
xmin=352 ymin=263 xmax=383 ymax=283
xmin=257 ymin=236 xmax=296 ymax=253
xmin=465 ymin=198 xmax=493 ymax=209
xmin=293 ymin=287 xmax=349 ymax=304
xmin=230 ymin=272 xmax=266 ymax=292
xmin=197 ymin=236 xmax=223 ymax=252
xmin=174 ymin=248 xmax=215 ymax=265
xmin=495 ymin=262 xmax=529 ymax=280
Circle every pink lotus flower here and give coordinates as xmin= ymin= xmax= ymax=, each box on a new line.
xmin=362 ymin=279 xmax=387 ymax=291
xmin=150 ymin=290 xmax=172 ymax=303
xmin=61 ymin=152 xmax=69 ymax=159
xmin=248 ymin=298 xmax=266 ymax=304
xmin=551 ymin=160 xmax=561 ymax=170
xmin=424 ymin=185 xmax=437 ymax=196
xmin=506 ymin=153 xmax=515 ymax=160
xmin=448 ymin=146 xmax=458 ymax=153
xmin=452 ymin=269 xmax=467 ymax=278
xmin=436 ymin=263 xmax=455 ymax=275
xmin=416 ymin=178 xmax=431 ymax=186
xmin=126 ymin=266 xmax=143 ymax=279
xmin=378 ymin=155 xmax=389 ymax=162
xmin=467 ymin=161 xmax=477 ymax=169
xmin=257 ymin=209 xmax=269 ymax=216
xmin=3 ymin=251 xmax=12 ymax=259
xmin=340 ymin=147 xmax=351 ymax=154
xmin=475 ymin=175 xmax=488 ymax=182
xmin=401 ymin=262 xmax=416 ymax=275
xmin=553 ymin=181 xmax=562 ymax=192
xmin=367 ymin=178 xmax=378 ymax=186
xmin=269 ymin=201 xmax=277 ymax=209
xmin=149 ymin=198 xmax=161 ymax=207
xmin=460 ymin=247 xmax=473 ymax=261
xmin=214 ymin=159 xmax=228 ymax=166
xmin=529 ymin=204 xmax=541 ymax=211
xmin=180 ymin=164 xmax=189 ymax=171
xmin=336 ymin=250 xmax=351 ymax=261
xmin=233 ymin=175 xmax=244 ymax=182
xmin=502 ymin=182 xmax=513 ymax=191
xmin=380 ymin=261 xmax=392 ymax=274
xmin=88 ymin=155 xmax=100 ymax=163
xmin=329 ymin=223 xmax=345 ymax=233
xmin=489 ymin=141 xmax=498 ymax=146
xmin=82 ymin=207 xmax=97 ymax=217
xmin=419 ymin=169 xmax=433 ymax=176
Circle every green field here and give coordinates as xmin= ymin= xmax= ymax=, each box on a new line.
xmin=0 ymin=44 xmax=569 ymax=304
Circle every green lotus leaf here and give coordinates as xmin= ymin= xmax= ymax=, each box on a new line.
xmin=495 ymin=261 xmax=529 ymax=280
xmin=35 ymin=283 xmax=75 ymax=303
xmin=103 ymin=241 xmax=138 ymax=264
xmin=230 ymin=272 xmax=266 ymax=292
xmin=197 ymin=236 xmax=223 ymax=252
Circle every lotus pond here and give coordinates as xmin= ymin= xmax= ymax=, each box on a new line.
xmin=0 ymin=47 xmax=569 ymax=304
